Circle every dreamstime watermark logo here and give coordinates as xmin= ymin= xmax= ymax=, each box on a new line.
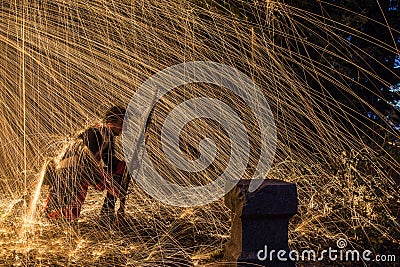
xmin=122 ymin=61 xmax=276 ymax=207
xmin=336 ymin=238 xmax=347 ymax=249
xmin=257 ymin=238 xmax=397 ymax=263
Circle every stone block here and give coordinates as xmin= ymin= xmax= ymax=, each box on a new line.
xmin=223 ymin=179 xmax=298 ymax=267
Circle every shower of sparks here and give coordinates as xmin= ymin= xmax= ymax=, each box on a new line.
xmin=0 ymin=0 xmax=399 ymax=266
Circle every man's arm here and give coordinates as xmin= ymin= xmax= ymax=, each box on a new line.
xmin=101 ymin=132 xmax=122 ymax=174
xmin=79 ymin=127 xmax=106 ymax=185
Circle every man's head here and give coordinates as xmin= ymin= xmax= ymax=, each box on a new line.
xmin=104 ymin=105 xmax=126 ymax=136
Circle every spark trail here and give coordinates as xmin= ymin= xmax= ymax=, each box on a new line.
xmin=0 ymin=0 xmax=399 ymax=266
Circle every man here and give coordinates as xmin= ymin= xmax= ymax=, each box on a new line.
xmin=43 ymin=106 xmax=131 ymax=222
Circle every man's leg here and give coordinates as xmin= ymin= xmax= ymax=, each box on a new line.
xmin=100 ymin=191 xmax=117 ymax=217
xmin=47 ymin=179 xmax=89 ymax=221
xmin=99 ymin=161 xmax=126 ymax=225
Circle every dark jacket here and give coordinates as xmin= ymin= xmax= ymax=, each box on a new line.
xmin=78 ymin=126 xmax=120 ymax=173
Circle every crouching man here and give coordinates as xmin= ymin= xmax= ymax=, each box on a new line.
xmin=43 ymin=106 xmax=133 ymax=223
